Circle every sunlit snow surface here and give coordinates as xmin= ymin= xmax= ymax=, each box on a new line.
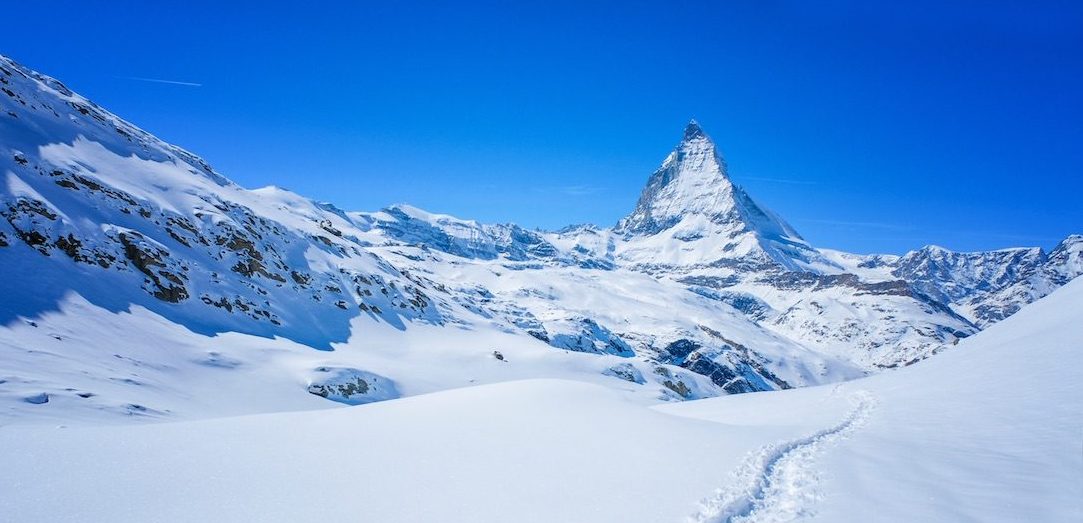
xmin=2 ymin=279 xmax=1080 ymax=522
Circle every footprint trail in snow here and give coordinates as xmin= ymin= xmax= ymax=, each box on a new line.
xmin=689 ymin=390 xmax=877 ymax=523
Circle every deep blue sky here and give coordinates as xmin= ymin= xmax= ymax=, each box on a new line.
xmin=5 ymin=1 xmax=1081 ymax=254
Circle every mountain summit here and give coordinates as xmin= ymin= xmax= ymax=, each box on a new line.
xmin=616 ymin=120 xmax=734 ymax=234
xmin=615 ymin=121 xmax=829 ymax=271
xmin=682 ymin=118 xmax=708 ymax=140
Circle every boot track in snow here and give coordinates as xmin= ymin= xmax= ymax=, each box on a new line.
xmin=688 ymin=390 xmax=877 ymax=523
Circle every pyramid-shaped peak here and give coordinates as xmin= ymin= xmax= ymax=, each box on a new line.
xmin=683 ymin=119 xmax=707 ymax=141
xmin=617 ymin=120 xmax=733 ymax=235
xmin=615 ymin=120 xmax=828 ymax=271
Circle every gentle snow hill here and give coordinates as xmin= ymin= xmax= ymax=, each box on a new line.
xmin=2 ymin=278 xmax=1080 ymax=522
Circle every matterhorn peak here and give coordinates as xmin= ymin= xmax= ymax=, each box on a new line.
xmin=615 ymin=121 xmax=831 ymax=272
xmin=616 ymin=120 xmax=740 ymax=235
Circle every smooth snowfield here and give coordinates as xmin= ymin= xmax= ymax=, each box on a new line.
xmin=3 ymin=280 xmax=1081 ymax=522
xmin=0 ymin=380 xmax=815 ymax=523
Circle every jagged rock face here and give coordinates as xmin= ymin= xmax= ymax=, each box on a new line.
xmin=890 ymin=239 xmax=1083 ymax=326
xmin=894 ymin=246 xmax=1046 ymax=305
xmin=1047 ymin=235 xmax=1083 ymax=282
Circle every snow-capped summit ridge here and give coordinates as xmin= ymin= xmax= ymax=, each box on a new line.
xmin=614 ymin=121 xmax=830 ymax=271
xmin=616 ymin=120 xmax=734 ymax=236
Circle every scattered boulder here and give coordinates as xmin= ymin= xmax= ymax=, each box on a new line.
xmin=306 ymin=367 xmax=399 ymax=406
xmin=653 ymin=366 xmax=699 ymax=399
xmin=603 ymin=363 xmax=645 ymax=384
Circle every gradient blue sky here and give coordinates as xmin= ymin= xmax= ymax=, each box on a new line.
xmin=5 ymin=1 xmax=1081 ymax=254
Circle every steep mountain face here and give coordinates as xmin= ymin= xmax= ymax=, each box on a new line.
xmin=1 ymin=54 xmax=1078 ymax=423
xmin=0 ymin=56 xmax=446 ymax=350
xmin=614 ymin=121 xmax=833 ymax=272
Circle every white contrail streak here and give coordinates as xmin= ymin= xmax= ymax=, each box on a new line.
xmin=118 ymin=76 xmax=203 ymax=87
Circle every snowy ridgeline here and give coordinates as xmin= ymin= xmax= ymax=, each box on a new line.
xmin=0 ymin=51 xmax=1081 ymax=427
xmin=2 ymin=276 xmax=1080 ymax=522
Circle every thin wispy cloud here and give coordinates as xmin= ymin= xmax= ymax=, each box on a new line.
xmin=802 ymin=218 xmax=914 ymax=231
xmin=561 ymin=185 xmax=604 ymax=196
xmin=118 ymin=76 xmax=203 ymax=87
xmin=529 ymin=185 xmax=606 ymax=197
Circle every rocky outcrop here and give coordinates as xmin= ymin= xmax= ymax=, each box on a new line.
xmin=306 ymin=368 xmax=399 ymax=405
xmin=117 ymin=232 xmax=189 ymax=303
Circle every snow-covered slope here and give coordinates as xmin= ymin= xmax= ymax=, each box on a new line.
xmin=1 ymin=52 xmax=1079 ymax=425
xmin=2 ymin=273 xmax=1079 ymax=522
xmin=670 ymin=274 xmax=1083 ymax=522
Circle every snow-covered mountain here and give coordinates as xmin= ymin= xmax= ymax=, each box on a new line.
xmin=1 ymin=54 xmax=1080 ymax=424
xmin=614 ymin=120 xmax=832 ymax=272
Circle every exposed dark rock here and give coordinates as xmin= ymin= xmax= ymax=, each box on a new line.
xmin=654 ymin=367 xmax=693 ymax=398
xmin=761 ymin=271 xmax=912 ymax=296
xmin=662 ymin=379 xmax=692 ymax=398
xmin=54 ymin=234 xmax=87 ymax=262
xmin=604 ymin=363 xmax=645 ymax=384
xmin=676 ymin=275 xmax=740 ymax=289
xmin=308 ymin=376 xmax=368 ymax=398
xmin=527 ymin=329 xmax=549 ymax=343
xmin=18 ymin=230 xmax=48 ymax=249
xmin=118 ymin=232 xmax=189 ymax=303
xmin=290 ymin=270 xmax=310 ymax=285
xmin=661 ymin=339 xmax=700 ymax=364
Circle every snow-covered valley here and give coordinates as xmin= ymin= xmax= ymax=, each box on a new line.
xmin=3 ymin=273 xmax=1080 ymax=522
xmin=1 ymin=53 xmax=1081 ymax=521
